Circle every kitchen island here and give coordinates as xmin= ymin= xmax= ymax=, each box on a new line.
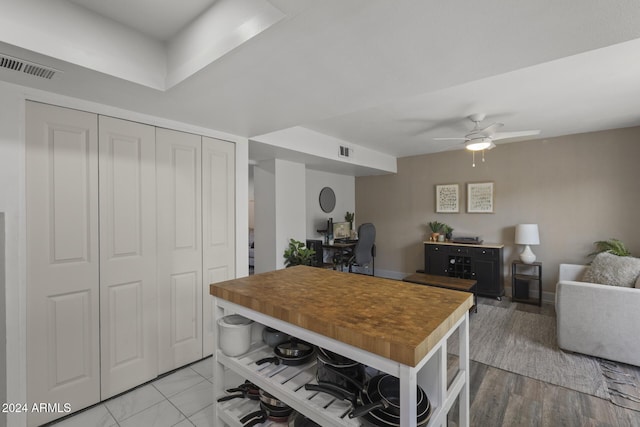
xmin=210 ymin=266 xmax=472 ymax=426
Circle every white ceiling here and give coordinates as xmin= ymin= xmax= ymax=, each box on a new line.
xmin=2 ymin=0 xmax=640 ymax=175
xmin=67 ymin=0 xmax=219 ymax=41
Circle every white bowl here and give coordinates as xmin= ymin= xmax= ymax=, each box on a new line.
xmin=218 ymin=314 xmax=253 ymax=357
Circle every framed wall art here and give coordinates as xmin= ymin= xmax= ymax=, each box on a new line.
xmin=435 ymin=183 xmax=459 ymax=213
xmin=467 ymin=182 xmax=494 ymax=213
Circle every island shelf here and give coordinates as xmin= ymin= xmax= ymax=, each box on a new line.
xmin=210 ymin=266 xmax=472 ymax=427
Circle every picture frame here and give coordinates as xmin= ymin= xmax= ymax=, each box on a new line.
xmin=435 ymin=183 xmax=460 ymax=213
xmin=467 ymin=182 xmax=494 ymax=213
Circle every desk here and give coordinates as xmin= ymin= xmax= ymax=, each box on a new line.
xmin=322 ymin=242 xmax=356 ymax=270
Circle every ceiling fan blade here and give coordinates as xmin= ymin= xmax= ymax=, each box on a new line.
xmin=492 ymin=130 xmax=541 ymax=140
xmin=433 ymin=137 xmax=468 ymax=141
xmin=474 ymin=122 xmax=503 ymax=136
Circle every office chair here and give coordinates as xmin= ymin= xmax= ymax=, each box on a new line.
xmin=347 ymin=223 xmax=376 ymax=275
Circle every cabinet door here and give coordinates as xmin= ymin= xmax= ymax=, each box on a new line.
xmin=99 ymin=116 xmax=157 ymax=398
xmin=202 ymin=137 xmax=235 ymax=355
xmin=156 ymin=128 xmax=203 ymax=373
xmin=26 ymin=102 xmax=100 ymax=426
xmin=472 ymin=258 xmax=498 ymax=296
xmin=425 ymin=245 xmax=448 ymax=276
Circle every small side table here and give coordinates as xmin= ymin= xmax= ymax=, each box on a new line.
xmin=511 ymin=261 xmax=542 ymax=306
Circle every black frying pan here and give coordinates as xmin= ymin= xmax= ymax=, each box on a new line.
xmin=276 ymin=339 xmax=313 ymax=357
xmin=216 ymin=381 xmax=260 ymax=402
xmin=256 ymin=341 xmax=315 ymax=366
xmin=310 ymin=366 xmax=431 ymax=426
xmin=240 ymin=401 xmax=292 ymax=427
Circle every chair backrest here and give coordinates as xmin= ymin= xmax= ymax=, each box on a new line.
xmin=354 ymin=223 xmax=376 ymax=265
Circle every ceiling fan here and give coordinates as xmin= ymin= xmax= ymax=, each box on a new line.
xmin=434 ymin=113 xmax=541 ymax=166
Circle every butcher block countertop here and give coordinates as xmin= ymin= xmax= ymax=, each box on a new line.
xmin=210 ymin=266 xmax=473 ymax=367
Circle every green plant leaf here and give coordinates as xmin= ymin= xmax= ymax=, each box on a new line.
xmin=588 ymin=238 xmax=632 ymax=258
xmin=428 ymin=221 xmax=445 ymax=233
xmin=283 ymin=238 xmax=316 ymax=267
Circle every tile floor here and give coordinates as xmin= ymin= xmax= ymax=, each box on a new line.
xmin=50 ymin=357 xmax=215 ymax=427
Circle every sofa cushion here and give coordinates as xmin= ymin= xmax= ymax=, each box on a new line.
xmin=583 ymin=252 xmax=640 ymax=287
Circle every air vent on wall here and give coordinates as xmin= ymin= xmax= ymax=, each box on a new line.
xmin=0 ymin=53 xmax=60 ymax=80
xmin=339 ymin=145 xmax=352 ymax=158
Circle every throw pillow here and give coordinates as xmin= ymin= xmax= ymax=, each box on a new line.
xmin=583 ymin=252 xmax=640 ymax=287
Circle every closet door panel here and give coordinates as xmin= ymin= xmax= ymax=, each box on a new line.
xmin=26 ymin=102 xmax=100 ymax=426
xmin=171 ymin=272 xmax=199 ymax=344
xmin=156 ymin=128 xmax=202 ymax=373
xmin=202 ymin=136 xmax=235 ymax=355
xmin=108 ymin=281 xmax=144 ymax=365
xmin=99 ymin=116 xmax=157 ymax=398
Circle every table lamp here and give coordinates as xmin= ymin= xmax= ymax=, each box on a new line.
xmin=515 ymin=224 xmax=540 ymax=264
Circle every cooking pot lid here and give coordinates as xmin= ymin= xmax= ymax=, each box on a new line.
xmin=221 ymin=314 xmax=253 ymax=326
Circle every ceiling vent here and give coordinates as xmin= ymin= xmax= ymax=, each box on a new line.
xmin=339 ymin=145 xmax=352 ymax=158
xmin=0 ymin=53 xmax=60 ymax=80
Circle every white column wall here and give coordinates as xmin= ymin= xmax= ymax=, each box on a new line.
xmin=254 ymin=160 xmax=276 ymax=273
xmin=235 ymin=142 xmax=249 ymax=279
xmin=1 ymin=214 xmax=7 ymax=427
xmin=254 ymin=159 xmax=306 ymax=272
xmin=0 ymin=86 xmax=27 ymax=427
xmin=275 ymin=159 xmax=306 ymax=270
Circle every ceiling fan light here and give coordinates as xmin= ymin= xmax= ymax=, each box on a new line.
xmin=465 ymin=138 xmax=494 ymax=151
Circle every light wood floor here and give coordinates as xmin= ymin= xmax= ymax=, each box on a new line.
xmin=449 ymin=298 xmax=640 ymax=427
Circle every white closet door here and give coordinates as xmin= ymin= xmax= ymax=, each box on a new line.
xmin=26 ymin=102 xmax=100 ymax=426
xmin=202 ymin=136 xmax=236 ymax=355
xmin=99 ymin=116 xmax=157 ymax=398
xmin=156 ymin=128 xmax=203 ymax=373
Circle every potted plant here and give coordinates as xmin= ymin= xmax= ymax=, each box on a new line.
xmin=588 ymin=238 xmax=632 ymax=258
xmin=443 ymin=224 xmax=454 ymax=241
xmin=283 ymin=239 xmax=316 ymax=267
xmin=345 ymin=211 xmax=355 ymax=230
xmin=428 ymin=221 xmax=444 ymax=241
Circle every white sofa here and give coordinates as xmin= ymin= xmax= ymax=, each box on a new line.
xmin=556 ymin=263 xmax=640 ymax=366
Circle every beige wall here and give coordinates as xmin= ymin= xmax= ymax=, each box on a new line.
xmin=355 ymin=126 xmax=640 ymax=296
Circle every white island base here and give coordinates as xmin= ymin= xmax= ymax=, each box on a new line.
xmin=212 ymin=298 xmax=469 ymax=427
xmin=210 ymin=267 xmax=471 ymax=427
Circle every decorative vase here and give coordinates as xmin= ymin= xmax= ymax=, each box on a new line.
xmin=430 ymin=232 xmax=440 ymax=242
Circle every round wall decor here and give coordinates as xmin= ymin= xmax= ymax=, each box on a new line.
xmin=319 ymin=187 xmax=336 ymax=213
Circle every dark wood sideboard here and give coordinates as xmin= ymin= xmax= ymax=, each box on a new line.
xmin=423 ymin=241 xmax=505 ymax=300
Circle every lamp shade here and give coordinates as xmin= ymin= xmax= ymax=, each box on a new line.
xmin=515 ymin=224 xmax=540 ymax=245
